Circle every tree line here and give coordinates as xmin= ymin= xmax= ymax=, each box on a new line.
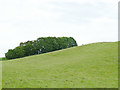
xmin=5 ymin=37 xmax=78 ymax=59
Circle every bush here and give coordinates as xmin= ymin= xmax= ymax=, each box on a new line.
xmin=0 ymin=57 xmax=6 ymax=61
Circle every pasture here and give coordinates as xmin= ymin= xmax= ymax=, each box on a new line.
xmin=2 ymin=42 xmax=118 ymax=88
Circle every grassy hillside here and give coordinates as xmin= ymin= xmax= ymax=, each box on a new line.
xmin=2 ymin=42 xmax=118 ymax=88
xmin=0 ymin=61 xmax=1 ymax=90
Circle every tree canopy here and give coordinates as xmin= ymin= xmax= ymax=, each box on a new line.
xmin=5 ymin=37 xmax=78 ymax=59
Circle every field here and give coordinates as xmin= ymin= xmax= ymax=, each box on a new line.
xmin=0 ymin=60 xmax=1 ymax=90
xmin=2 ymin=42 xmax=118 ymax=88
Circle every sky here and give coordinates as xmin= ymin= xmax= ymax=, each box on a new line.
xmin=0 ymin=0 xmax=118 ymax=57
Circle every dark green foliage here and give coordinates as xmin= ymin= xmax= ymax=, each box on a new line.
xmin=0 ymin=57 xmax=6 ymax=61
xmin=14 ymin=46 xmax=25 ymax=58
xmin=5 ymin=37 xmax=78 ymax=59
xmin=2 ymin=57 xmax=6 ymax=60
xmin=5 ymin=49 xmax=16 ymax=59
xmin=5 ymin=46 xmax=25 ymax=59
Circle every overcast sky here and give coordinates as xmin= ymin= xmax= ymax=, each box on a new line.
xmin=0 ymin=0 xmax=118 ymax=57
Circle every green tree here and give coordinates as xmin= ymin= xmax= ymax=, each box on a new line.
xmin=5 ymin=37 xmax=78 ymax=59
xmin=14 ymin=46 xmax=25 ymax=58
xmin=5 ymin=49 xmax=16 ymax=59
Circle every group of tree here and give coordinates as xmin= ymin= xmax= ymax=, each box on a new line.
xmin=5 ymin=37 xmax=78 ymax=59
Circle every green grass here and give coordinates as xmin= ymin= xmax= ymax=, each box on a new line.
xmin=0 ymin=59 xmax=2 ymax=90
xmin=2 ymin=42 xmax=118 ymax=88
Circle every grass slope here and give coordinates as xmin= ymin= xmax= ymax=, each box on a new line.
xmin=2 ymin=42 xmax=118 ymax=88
xmin=0 ymin=61 xmax=1 ymax=90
